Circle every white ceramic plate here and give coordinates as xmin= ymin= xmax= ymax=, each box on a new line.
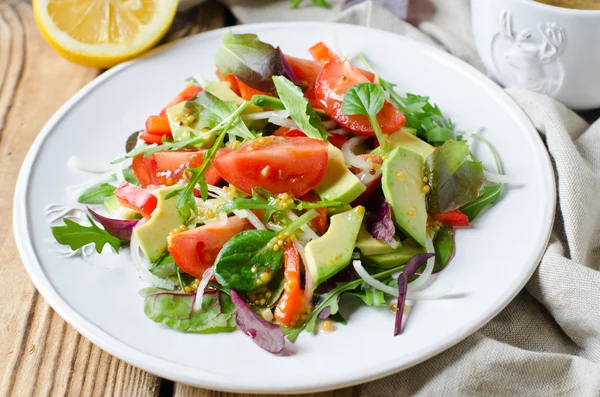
xmin=14 ymin=22 xmax=555 ymax=393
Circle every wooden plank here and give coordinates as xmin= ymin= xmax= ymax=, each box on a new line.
xmin=174 ymin=384 xmax=362 ymax=397
xmin=0 ymin=2 xmax=161 ymax=396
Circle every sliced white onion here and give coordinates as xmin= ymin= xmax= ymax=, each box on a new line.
xmin=193 ymin=266 xmax=215 ymax=311
xmin=218 ymin=211 xmax=228 ymax=225
xmin=407 ymin=234 xmax=436 ymax=292
xmin=242 ymin=110 xmax=289 ymax=121
xmin=130 ymin=231 xmax=175 ymax=290
xmin=115 ymin=161 xmax=126 ymax=183
xmin=207 ymin=185 xmax=227 ymax=199
xmin=260 ymin=308 xmax=274 ymax=322
xmin=268 ymin=115 xmax=299 ymax=129
xmin=484 ymin=170 xmax=513 ymax=184
xmin=323 ymin=120 xmax=338 ymax=130
xmin=285 ymin=210 xmax=319 ymax=241
xmin=45 ymin=204 xmax=86 ymax=224
xmin=341 ymin=136 xmax=371 ymax=169
xmin=295 ymin=240 xmax=314 ymax=305
xmin=233 ymin=210 xmax=266 ymax=230
xmin=65 ymin=171 xmax=115 ymax=199
xmin=352 ymin=259 xmax=398 ymax=296
xmin=328 ymin=128 xmax=351 ymax=135
xmin=68 ymin=156 xmax=113 ymax=173
xmin=385 ymin=238 xmax=400 ymax=249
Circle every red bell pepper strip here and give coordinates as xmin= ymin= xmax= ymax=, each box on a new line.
xmin=432 ymin=209 xmax=470 ymax=227
xmin=139 ymin=129 xmax=164 ymax=145
xmin=274 ymin=243 xmax=307 ymax=326
xmin=114 ymin=182 xmax=158 ymax=218
xmin=236 ymin=78 xmax=272 ymax=101
xmin=220 ymin=74 xmax=241 ymax=96
xmin=160 ymin=83 xmax=203 ymax=115
xmin=145 ymin=115 xmax=172 ymax=136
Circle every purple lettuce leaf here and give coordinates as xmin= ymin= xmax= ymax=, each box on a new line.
xmin=366 ymin=196 xmax=395 ymax=243
xmin=394 ymin=253 xmax=434 ymax=336
xmin=277 ymin=46 xmax=302 ymax=87
xmin=230 ymin=290 xmax=285 ymax=354
xmin=88 ymin=207 xmax=138 ymax=242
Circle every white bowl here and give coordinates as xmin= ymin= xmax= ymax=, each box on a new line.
xmin=471 ymin=0 xmax=600 ymax=110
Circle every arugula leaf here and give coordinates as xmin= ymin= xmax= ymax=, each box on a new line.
xmin=193 ymin=92 xmax=255 ymax=141
xmin=357 ymin=54 xmax=455 ymax=146
xmin=341 ymin=82 xmax=387 ymax=149
xmin=52 ymin=216 xmax=121 ymax=253
xmin=433 ymin=225 xmax=454 ymax=272
xmin=426 ymin=140 xmax=485 ymax=213
xmin=122 ymin=168 xmax=139 ymax=185
xmin=77 ymin=183 xmax=116 ymax=204
xmin=216 ymin=188 xmax=340 ymax=223
xmin=214 ymin=32 xmax=284 ymax=93
xmin=272 ymin=76 xmax=328 ymax=140
xmin=214 ymin=210 xmax=318 ymax=292
xmin=290 ymin=0 xmax=330 ymax=8
xmin=141 ymin=289 xmax=236 ymax=333
xmin=459 ymin=184 xmax=503 ymax=222
xmin=348 ymin=285 xmax=387 ymax=306
xmin=116 ymin=101 xmax=251 ymax=161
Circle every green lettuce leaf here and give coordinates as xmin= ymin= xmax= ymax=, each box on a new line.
xmin=426 ymin=140 xmax=485 ymax=213
xmin=141 ymin=289 xmax=236 ymax=333
xmin=214 ymin=32 xmax=284 ymax=92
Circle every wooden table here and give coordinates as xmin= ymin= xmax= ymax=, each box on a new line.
xmin=0 ymin=1 xmax=361 ymax=395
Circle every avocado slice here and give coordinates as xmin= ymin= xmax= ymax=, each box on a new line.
xmin=103 ymin=195 xmax=138 ymax=220
xmin=133 ymin=186 xmax=186 ymax=262
xmin=305 ymin=206 xmax=365 ymax=289
xmin=355 ymin=224 xmax=401 ymax=256
xmin=314 ymin=144 xmax=366 ymax=204
xmin=382 ymin=146 xmax=428 ymax=247
xmin=373 ymin=128 xmax=436 ymax=160
xmin=361 ymin=238 xmax=426 ymax=269
xmin=166 ymin=102 xmax=216 ymax=147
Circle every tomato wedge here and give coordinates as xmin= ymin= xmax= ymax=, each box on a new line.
xmin=168 ymin=216 xmax=252 ymax=278
xmin=160 ymin=83 xmax=203 ymax=116
xmin=284 ymin=55 xmax=324 ymax=100
xmin=274 ymin=243 xmax=307 ymax=326
xmin=132 ymin=150 xmax=226 ymax=187
xmin=274 ymin=127 xmax=346 ymax=149
xmin=114 ymin=182 xmax=157 ymax=218
xmin=315 ymin=59 xmax=405 ymax=135
xmin=309 ymin=41 xmax=339 ymax=64
xmin=432 ymin=210 xmax=470 ymax=227
xmin=220 ymin=74 xmax=241 ymax=96
xmin=211 ymin=136 xmax=328 ymax=197
xmin=139 ymin=130 xmax=165 ymax=145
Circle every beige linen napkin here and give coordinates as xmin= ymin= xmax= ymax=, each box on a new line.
xmin=225 ymin=1 xmax=600 ymax=394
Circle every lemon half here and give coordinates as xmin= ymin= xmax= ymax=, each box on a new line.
xmin=33 ymin=0 xmax=178 ymax=68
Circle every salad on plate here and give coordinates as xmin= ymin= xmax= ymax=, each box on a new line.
xmin=49 ymin=32 xmax=507 ymax=354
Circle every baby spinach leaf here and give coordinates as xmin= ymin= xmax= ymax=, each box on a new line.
xmin=272 ymin=76 xmax=328 ymax=140
xmin=214 ymin=32 xmax=284 ymax=93
xmin=141 ymin=289 xmax=236 ymax=333
xmin=214 ymin=210 xmax=318 ymax=292
xmin=460 ymin=184 xmax=503 ymax=222
xmin=150 ymin=254 xmax=178 ymax=278
xmin=77 ymin=183 xmax=116 ymax=204
xmin=52 ymin=216 xmax=121 ymax=253
xmin=433 ymin=225 xmax=454 ymax=273
xmin=426 ymin=140 xmax=485 ymax=213
xmin=341 ymin=82 xmax=387 ymax=149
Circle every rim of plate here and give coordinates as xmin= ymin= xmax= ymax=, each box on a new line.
xmin=13 ymin=21 xmax=556 ymax=394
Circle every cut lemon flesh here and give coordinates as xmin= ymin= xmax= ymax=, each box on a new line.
xmin=34 ymin=0 xmax=177 ymax=68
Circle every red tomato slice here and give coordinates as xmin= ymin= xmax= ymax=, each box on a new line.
xmin=160 ymin=83 xmax=202 ymax=116
xmin=274 ymin=127 xmax=346 ymax=149
xmin=132 ymin=150 xmax=226 ymax=187
xmin=168 ymin=216 xmax=252 ymax=278
xmin=114 ymin=182 xmax=157 ymax=218
xmin=274 ymin=243 xmax=306 ymax=326
xmin=211 ymin=136 xmax=328 ymax=197
xmin=327 ymin=133 xmax=347 ymax=149
xmin=284 ymin=55 xmax=324 ymax=99
xmin=432 ymin=210 xmax=470 ymax=227
xmin=300 ymin=192 xmax=328 ymax=234
xmin=350 ymin=154 xmax=383 ymax=206
xmin=315 ymin=59 xmax=405 ymax=135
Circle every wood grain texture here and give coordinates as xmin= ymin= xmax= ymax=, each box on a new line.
xmin=0 ymin=2 xmax=160 ymax=396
